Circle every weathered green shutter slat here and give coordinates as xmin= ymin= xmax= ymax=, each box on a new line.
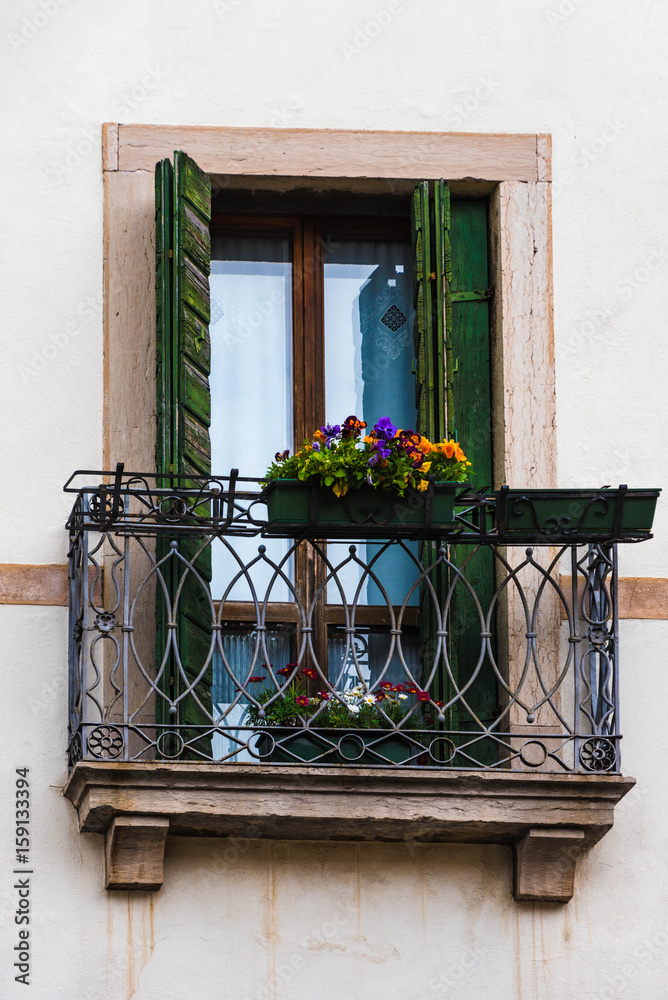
xmin=155 ymin=158 xmax=174 ymax=477
xmin=411 ymin=181 xmax=433 ymax=437
xmin=449 ymin=198 xmax=497 ymax=758
xmin=412 ymin=181 xmax=446 ymax=722
xmin=174 ymin=151 xmax=212 ymax=483
xmin=433 ymin=179 xmax=451 ymax=440
xmin=155 ymin=151 xmax=213 ymax=757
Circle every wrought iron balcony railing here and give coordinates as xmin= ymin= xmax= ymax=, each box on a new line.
xmin=65 ymin=467 xmax=648 ymax=774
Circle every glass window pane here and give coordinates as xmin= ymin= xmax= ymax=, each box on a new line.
xmin=323 ymin=239 xmax=419 ymax=607
xmin=324 ymin=240 xmax=416 ymax=431
xmin=209 ymin=235 xmax=293 ymax=601
xmin=209 ymin=236 xmax=293 ymax=477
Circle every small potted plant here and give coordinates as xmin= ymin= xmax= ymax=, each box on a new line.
xmin=244 ymin=664 xmax=443 ymax=765
xmin=262 ymin=415 xmax=471 ymax=535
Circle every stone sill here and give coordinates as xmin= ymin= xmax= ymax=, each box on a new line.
xmin=64 ymin=762 xmax=634 ymax=901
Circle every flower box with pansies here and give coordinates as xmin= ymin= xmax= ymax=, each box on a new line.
xmin=245 ymin=664 xmax=444 ymax=766
xmin=262 ymin=415 xmax=471 ymax=536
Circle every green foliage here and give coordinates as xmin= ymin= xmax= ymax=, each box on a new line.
xmin=264 ymin=415 xmax=471 ymax=498
xmin=244 ymin=667 xmax=442 ymax=731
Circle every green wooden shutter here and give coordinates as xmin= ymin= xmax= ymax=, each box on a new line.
xmin=411 ymin=181 xmax=446 ymax=718
xmin=155 ymin=150 xmax=213 ymax=758
xmin=412 ymin=182 xmax=496 ymax=760
xmin=448 ymin=198 xmax=497 ymax=755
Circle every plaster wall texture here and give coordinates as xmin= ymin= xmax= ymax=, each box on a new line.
xmin=0 ymin=0 xmax=667 ymax=997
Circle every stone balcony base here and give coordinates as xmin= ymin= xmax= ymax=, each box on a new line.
xmin=64 ymin=762 xmax=634 ymax=902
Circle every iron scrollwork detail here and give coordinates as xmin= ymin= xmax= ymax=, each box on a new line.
xmin=579 ymin=737 xmax=617 ymax=772
xmin=87 ymin=725 xmax=124 ymax=759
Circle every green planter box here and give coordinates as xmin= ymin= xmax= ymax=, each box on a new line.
xmin=254 ymin=728 xmax=425 ymax=765
xmin=494 ymin=486 xmax=660 ymax=539
xmin=263 ymin=480 xmax=460 ymax=536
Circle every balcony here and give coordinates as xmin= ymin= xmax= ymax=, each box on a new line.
xmin=63 ymin=467 xmax=650 ymax=899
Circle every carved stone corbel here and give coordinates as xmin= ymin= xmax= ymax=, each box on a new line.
xmin=104 ymin=815 xmax=169 ymax=890
xmin=513 ymin=827 xmax=585 ymax=902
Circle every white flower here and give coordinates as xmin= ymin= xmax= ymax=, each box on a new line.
xmin=363 ymin=695 xmax=375 ymax=705
xmin=348 ymin=704 xmax=361 ymax=714
xmin=398 ymin=693 xmax=408 ymax=701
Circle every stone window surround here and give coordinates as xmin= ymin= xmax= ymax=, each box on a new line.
xmin=64 ymin=124 xmax=634 ymax=902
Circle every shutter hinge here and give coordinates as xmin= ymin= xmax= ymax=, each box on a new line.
xmin=168 ymin=250 xmax=173 ymax=259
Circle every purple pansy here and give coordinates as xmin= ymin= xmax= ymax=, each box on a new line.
xmin=371 ymin=417 xmax=397 ymax=440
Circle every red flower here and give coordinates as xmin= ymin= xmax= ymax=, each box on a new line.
xmin=375 ymin=692 xmax=386 ymax=702
xmin=379 ymin=681 xmax=393 ymax=690
xmin=277 ymin=665 xmax=295 ymax=677
xmin=248 ymin=676 xmax=266 ymax=683
xmin=417 ymin=690 xmax=430 ymax=702
xmin=296 ymin=696 xmax=310 ymax=707
xmin=317 ymin=690 xmax=330 ymax=700
xmin=393 ymin=684 xmax=405 ymax=692
xmin=435 ymin=700 xmax=444 ymax=708
xmin=302 ymin=667 xmax=318 ymax=680
xmin=406 ymin=685 xmax=418 ymax=695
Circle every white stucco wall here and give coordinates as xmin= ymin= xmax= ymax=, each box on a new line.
xmin=1 ymin=0 xmax=667 ymax=997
